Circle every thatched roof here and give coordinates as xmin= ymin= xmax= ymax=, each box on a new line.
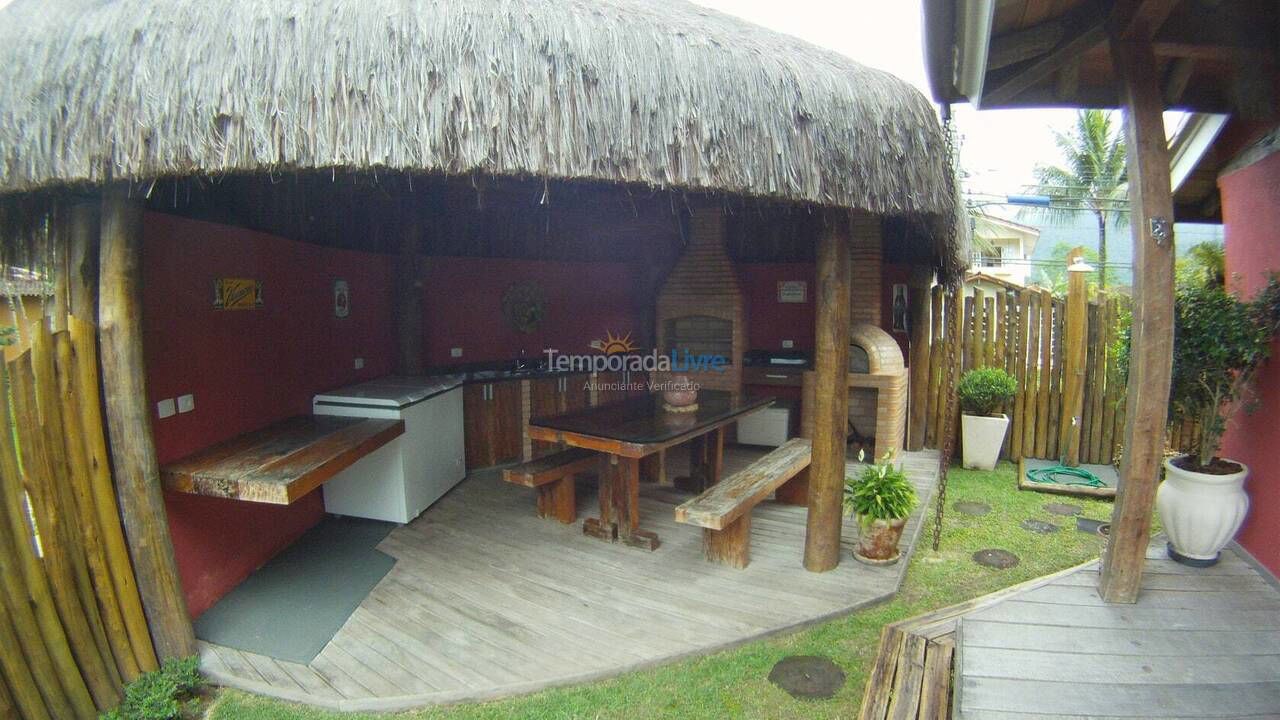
xmin=0 ymin=0 xmax=962 ymax=272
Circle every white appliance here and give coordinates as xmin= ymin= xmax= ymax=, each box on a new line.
xmin=312 ymin=376 xmax=466 ymax=523
xmin=737 ymin=404 xmax=791 ymax=447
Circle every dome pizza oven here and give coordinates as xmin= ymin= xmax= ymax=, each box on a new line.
xmin=801 ymin=323 xmax=907 ymax=456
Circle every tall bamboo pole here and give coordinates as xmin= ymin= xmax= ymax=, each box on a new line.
xmin=0 ymin=364 xmax=93 ymax=718
xmin=804 ymin=213 xmax=851 ymax=573
xmin=1060 ymin=250 xmax=1089 ymax=465
xmin=54 ymin=330 xmax=141 ymax=682
xmin=69 ymin=317 xmax=158 ymax=673
xmin=98 ymin=188 xmax=196 ymax=659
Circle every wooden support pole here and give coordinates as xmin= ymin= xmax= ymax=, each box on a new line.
xmin=804 ymin=213 xmax=851 ymax=573
xmin=99 ymin=189 xmax=197 ymax=659
xmin=1101 ymin=36 xmax=1177 ymax=604
xmin=803 ymin=212 xmax=855 ymax=571
xmin=907 ymin=267 xmax=933 ymax=451
xmin=67 ymin=203 xmax=100 ymax=322
xmin=396 ymin=201 xmax=424 ymax=375
xmin=1060 ymin=249 xmax=1089 ymax=465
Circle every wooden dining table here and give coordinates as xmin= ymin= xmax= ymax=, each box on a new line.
xmin=527 ymin=390 xmax=773 ymax=550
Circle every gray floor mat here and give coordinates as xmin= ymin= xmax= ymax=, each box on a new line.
xmin=194 ymin=515 xmax=396 ymax=664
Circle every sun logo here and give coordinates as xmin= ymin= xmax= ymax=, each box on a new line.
xmin=590 ymin=330 xmax=636 ymax=355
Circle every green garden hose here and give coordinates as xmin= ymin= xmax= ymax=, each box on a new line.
xmin=1025 ymin=464 xmax=1106 ymax=488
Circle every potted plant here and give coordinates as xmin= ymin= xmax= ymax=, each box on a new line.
xmin=957 ymin=367 xmax=1018 ymax=471
xmin=845 ymin=451 xmax=918 ymax=565
xmin=1157 ymin=280 xmax=1276 ymax=566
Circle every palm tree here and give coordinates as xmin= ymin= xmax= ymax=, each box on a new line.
xmin=1027 ymin=110 xmax=1128 ymax=289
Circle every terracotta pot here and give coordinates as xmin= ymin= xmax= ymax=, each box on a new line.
xmin=854 ymin=515 xmax=907 ymax=565
xmin=662 ymin=374 xmax=698 ymax=407
xmin=1158 ymin=456 xmax=1249 ymax=566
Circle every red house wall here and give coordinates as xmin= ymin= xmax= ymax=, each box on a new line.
xmin=1219 ymin=148 xmax=1280 ymax=578
xmin=421 ymin=257 xmax=643 ymax=366
xmin=143 ymin=212 xmax=398 ymax=618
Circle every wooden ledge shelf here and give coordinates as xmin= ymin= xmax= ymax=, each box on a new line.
xmin=161 ymin=416 xmax=404 ymax=505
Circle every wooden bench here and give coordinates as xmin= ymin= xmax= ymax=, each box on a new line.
xmin=673 ymin=438 xmax=811 ymax=568
xmin=160 ymin=415 xmax=405 ymax=504
xmin=502 ymin=448 xmax=599 ymax=524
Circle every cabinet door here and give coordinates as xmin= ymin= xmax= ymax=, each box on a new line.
xmin=563 ymin=373 xmax=592 ymax=412
xmin=626 ymin=370 xmax=650 ymax=398
xmin=490 ymin=380 xmax=525 ymax=464
xmin=593 ymin=371 xmax=625 ymax=406
xmin=528 ymin=377 xmax=562 ymax=458
xmin=463 ymin=383 xmax=492 ymax=470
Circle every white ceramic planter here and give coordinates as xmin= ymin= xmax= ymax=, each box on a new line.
xmin=961 ymin=413 xmax=1009 ymax=471
xmin=1157 ymin=457 xmax=1249 ymax=565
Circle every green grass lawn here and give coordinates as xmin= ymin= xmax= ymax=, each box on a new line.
xmin=205 ymin=462 xmax=1127 ymax=720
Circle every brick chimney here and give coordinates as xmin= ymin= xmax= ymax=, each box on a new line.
xmin=655 ymin=207 xmax=744 ymax=394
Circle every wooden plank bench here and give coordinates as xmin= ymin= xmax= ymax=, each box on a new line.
xmin=674 ymin=438 xmax=811 ymax=568
xmin=161 ymin=415 xmax=405 ymax=504
xmin=502 ymin=448 xmax=599 ymax=524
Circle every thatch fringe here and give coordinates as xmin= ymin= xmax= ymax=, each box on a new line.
xmin=0 ymin=0 xmax=959 ymax=264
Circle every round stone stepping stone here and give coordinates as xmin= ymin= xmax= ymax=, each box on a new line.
xmin=1021 ymin=518 xmax=1060 ymax=535
xmin=768 ymin=656 xmax=846 ymax=699
xmin=973 ymin=548 xmax=1020 ymax=569
xmin=953 ymin=501 xmax=991 ymax=516
xmin=1043 ymin=502 xmax=1083 ymax=516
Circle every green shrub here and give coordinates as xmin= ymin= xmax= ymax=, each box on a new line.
xmin=101 ymin=657 xmax=204 ymax=720
xmin=1171 ymin=281 xmax=1277 ymax=468
xmin=844 ymin=451 xmax=917 ymax=523
xmin=956 ymin=367 xmax=1017 ymax=416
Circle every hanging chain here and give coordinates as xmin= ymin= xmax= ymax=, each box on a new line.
xmin=932 ymin=285 xmax=962 ymax=551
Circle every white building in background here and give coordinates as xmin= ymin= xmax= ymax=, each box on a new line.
xmin=967 ymin=214 xmax=1041 ymax=287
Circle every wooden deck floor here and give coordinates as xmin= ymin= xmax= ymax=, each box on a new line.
xmin=199 ymin=447 xmax=940 ymax=711
xmin=955 ymin=544 xmax=1280 ymax=719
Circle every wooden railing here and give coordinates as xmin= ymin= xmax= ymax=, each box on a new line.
xmin=0 ymin=316 xmax=158 ymax=720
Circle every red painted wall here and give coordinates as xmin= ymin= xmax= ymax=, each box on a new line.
xmin=142 ymin=212 xmax=397 ymax=617
xmin=737 ymin=261 xmax=914 ymax=358
xmin=1219 ymin=147 xmax=1280 ymax=578
xmin=421 ymin=257 xmax=643 ymax=365
xmin=739 ymin=263 xmax=817 ymax=352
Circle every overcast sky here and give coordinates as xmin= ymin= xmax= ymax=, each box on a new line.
xmin=689 ymin=0 xmax=1099 ymax=202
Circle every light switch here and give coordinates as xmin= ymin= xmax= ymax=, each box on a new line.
xmin=782 ymin=340 xmax=794 ymax=349
xmin=450 ymin=347 xmax=463 ymax=358
xmin=353 ymin=357 xmax=364 ymax=370
xmin=176 ymin=394 xmax=195 ymax=414
xmin=156 ymin=398 xmax=176 ymax=419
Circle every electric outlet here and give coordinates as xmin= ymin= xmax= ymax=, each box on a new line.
xmin=782 ymin=339 xmax=794 ymax=349
xmin=156 ymin=398 xmax=176 ymax=419
xmin=451 ymin=347 xmax=463 ymax=358
xmin=353 ymin=357 xmax=364 ymax=370
xmin=177 ymin=394 xmax=195 ymax=414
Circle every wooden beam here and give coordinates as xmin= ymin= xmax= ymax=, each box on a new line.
xmin=1100 ymin=37 xmax=1177 ymax=604
xmin=1161 ymin=57 xmax=1196 ymax=105
xmin=396 ymin=199 xmax=424 ymax=375
xmin=982 ymin=0 xmax=1109 ymax=107
xmin=986 ymin=22 xmax=1065 ymax=72
xmin=1152 ymin=41 xmax=1274 ymax=62
xmin=99 ymin=188 xmax=197 ymax=659
xmin=1055 ymin=59 xmax=1081 ymax=101
xmin=906 ymin=267 xmax=933 ymax=451
xmin=804 ymin=212 xmax=851 ymax=573
xmin=1113 ymin=0 xmax=1181 ymax=40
